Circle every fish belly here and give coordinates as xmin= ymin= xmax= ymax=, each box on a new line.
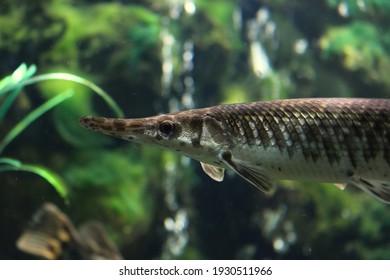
xmin=233 ymin=146 xmax=389 ymax=183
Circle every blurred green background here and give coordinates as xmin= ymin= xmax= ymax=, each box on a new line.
xmin=0 ymin=0 xmax=389 ymax=259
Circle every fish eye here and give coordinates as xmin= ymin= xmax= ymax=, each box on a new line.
xmin=159 ymin=121 xmax=174 ymax=137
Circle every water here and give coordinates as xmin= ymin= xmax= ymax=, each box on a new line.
xmin=1 ymin=0 xmax=390 ymax=260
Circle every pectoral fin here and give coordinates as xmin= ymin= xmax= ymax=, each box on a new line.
xmin=220 ymin=151 xmax=274 ymax=193
xmin=334 ymin=183 xmax=347 ymax=190
xmin=352 ymin=178 xmax=390 ymax=204
xmin=200 ymin=162 xmax=225 ymax=182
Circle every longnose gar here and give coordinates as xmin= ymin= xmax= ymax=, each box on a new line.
xmin=80 ymin=98 xmax=390 ymax=204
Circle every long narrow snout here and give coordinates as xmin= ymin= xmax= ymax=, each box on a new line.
xmin=79 ymin=116 xmax=151 ymax=141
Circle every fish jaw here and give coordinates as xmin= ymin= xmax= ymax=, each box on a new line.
xmin=79 ymin=114 xmax=214 ymax=159
xmin=79 ymin=116 xmax=158 ymax=144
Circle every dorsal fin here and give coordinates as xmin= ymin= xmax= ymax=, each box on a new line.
xmin=200 ymin=162 xmax=225 ymax=182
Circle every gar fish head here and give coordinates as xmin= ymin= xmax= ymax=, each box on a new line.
xmin=79 ymin=110 xmax=232 ymax=163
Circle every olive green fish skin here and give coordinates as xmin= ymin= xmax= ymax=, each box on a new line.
xmin=206 ymin=98 xmax=390 ymax=167
xmin=80 ymin=98 xmax=390 ymax=203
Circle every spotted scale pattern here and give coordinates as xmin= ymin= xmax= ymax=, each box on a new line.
xmin=206 ymin=98 xmax=390 ymax=167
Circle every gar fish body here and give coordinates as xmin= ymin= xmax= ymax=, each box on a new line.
xmin=80 ymin=98 xmax=390 ymax=204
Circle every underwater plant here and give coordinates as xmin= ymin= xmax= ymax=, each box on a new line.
xmin=16 ymin=202 xmax=123 ymax=260
xmin=320 ymin=21 xmax=390 ymax=87
xmin=0 ymin=63 xmax=123 ymax=199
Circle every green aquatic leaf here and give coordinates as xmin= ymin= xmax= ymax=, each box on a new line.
xmin=0 ymin=64 xmax=37 ymax=120
xmin=0 ymin=63 xmax=36 ymax=94
xmin=0 ymin=66 xmax=123 ymax=122
xmin=0 ymin=84 xmax=23 ymax=121
xmin=0 ymin=64 xmax=124 ymax=202
xmin=19 ymin=72 xmax=124 ymax=118
xmin=0 ymin=89 xmax=74 ymax=154
xmin=0 ymin=157 xmax=69 ymax=199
